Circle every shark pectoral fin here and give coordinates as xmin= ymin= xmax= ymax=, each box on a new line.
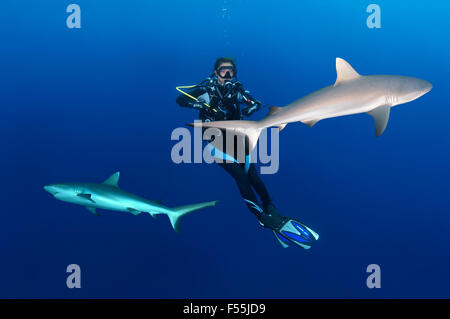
xmin=367 ymin=105 xmax=391 ymax=137
xmin=127 ymin=207 xmax=142 ymax=216
xmin=301 ymin=119 xmax=320 ymax=128
xmin=78 ymin=193 xmax=95 ymax=203
xmin=86 ymin=206 xmax=100 ymax=217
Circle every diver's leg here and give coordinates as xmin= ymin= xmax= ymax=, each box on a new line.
xmin=218 ymin=163 xmax=319 ymax=249
xmin=246 ymin=164 xmax=272 ymax=208
xmin=245 ymin=165 xmax=319 ymax=249
xmin=247 ymin=164 xmax=281 ymax=218
xmin=217 ymin=162 xmax=262 ymax=217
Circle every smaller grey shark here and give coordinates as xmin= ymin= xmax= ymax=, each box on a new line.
xmin=44 ymin=172 xmax=218 ymax=232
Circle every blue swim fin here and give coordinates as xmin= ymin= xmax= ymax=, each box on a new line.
xmin=275 ymin=219 xmax=319 ymax=249
xmin=244 ymin=199 xmax=319 ymax=249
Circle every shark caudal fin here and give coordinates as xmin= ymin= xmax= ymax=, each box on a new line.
xmin=188 ymin=120 xmax=263 ymax=154
xmin=168 ymin=200 xmax=219 ymax=232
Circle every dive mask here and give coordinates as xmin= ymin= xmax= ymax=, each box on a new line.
xmin=217 ymin=66 xmax=235 ymax=79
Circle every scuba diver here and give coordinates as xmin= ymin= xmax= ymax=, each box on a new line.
xmin=176 ymin=57 xmax=318 ymax=249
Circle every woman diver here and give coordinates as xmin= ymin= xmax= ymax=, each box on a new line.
xmin=176 ymin=57 xmax=318 ymax=249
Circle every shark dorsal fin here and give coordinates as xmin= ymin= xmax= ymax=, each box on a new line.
xmin=103 ymin=172 xmax=120 ymax=187
xmin=268 ymin=106 xmax=283 ymax=116
xmin=334 ymin=58 xmax=360 ymax=86
xmin=266 ymin=106 xmax=287 ymax=131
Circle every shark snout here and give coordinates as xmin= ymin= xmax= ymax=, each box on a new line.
xmin=44 ymin=184 xmax=60 ymax=195
xmin=423 ymin=81 xmax=433 ymax=94
xmin=416 ymin=81 xmax=432 ymax=100
xmin=412 ymin=79 xmax=432 ymax=101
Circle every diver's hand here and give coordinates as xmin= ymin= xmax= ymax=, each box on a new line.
xmin=192 ymin=102 xmax=207 ymax=110
xmin=242 ymin=103 xmax=261 ymax=116
xmin=234 ymin=81 xmax=243 ymax=90
xmin=193 ymin=102 xmax=221 ymax=115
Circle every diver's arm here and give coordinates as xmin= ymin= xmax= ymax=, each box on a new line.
xmin=236 ymin=83 xmax=262 ymax=116
xmin=176 ymin=87 xmax=208 ymax=109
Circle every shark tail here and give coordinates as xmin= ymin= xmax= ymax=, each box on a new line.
xmin=168 ymin=200 xmax=219 ymax=233
xmin=188 ymin=120 xmax=263 ymax=154
xmin=243 ymin=124 xmax=263 ymax=154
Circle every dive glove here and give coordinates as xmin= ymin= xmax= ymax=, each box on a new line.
xmin=192 ymin=102 xmax=207 ymax=110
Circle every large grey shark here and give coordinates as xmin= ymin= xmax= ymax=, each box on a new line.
xmin=44 ymin=172 xmax=218 ymax=232
xmin=190 ymin=58 xmax=432 ymax=153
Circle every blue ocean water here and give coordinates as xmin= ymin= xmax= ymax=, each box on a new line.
xmin=1 ymin=0 xmax=449 ymax=298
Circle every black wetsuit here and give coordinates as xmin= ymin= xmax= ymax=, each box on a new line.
xmin=176 ymin=78 xmax=273 ymax=217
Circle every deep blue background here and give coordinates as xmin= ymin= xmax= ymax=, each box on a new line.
xmin=1 ymin=0 xmax=449 ymax=298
